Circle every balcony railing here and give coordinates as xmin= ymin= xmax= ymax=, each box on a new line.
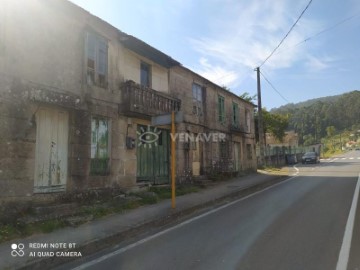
xmin=229 ymin=122 xmax=248 ymax=133
xmin=119 ymin=81 xmax=181 ymax=118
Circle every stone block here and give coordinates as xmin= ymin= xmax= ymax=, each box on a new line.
xmin=124 ymin=159 xmax=136 ymax=176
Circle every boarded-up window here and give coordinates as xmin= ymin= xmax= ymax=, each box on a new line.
xmin=86 ymin=32 xmax=108 ymax=88
xmin=91 ymin=117 xmax=110 ymax=175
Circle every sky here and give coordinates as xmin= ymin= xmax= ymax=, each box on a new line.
xmin=69 ymin=0 xmax=360 ymax=109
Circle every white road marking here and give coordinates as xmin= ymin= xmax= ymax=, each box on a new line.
xmin=357 ymin=157 xmax=360 ymax=160
xmin=336 ymin=173 xmax=360 ymax=270
xmin=71 ymin=176 xmax=299 ymax=270
xmin=342 ymin=158 xmax=347 ymax=160
xmin=334 ymin=158 xmax=339 ymax=161
xmin=291 ymin=165 xmax=299 ymax=176
xmin=349 ymin=157 xmax=354 ymax=160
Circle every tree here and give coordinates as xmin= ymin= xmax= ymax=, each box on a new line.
xmin=262 ymin=109 xmax=289 ymax=142
xmin=326 ymin=126 xmax=336 ymax=137
xmin=303 ymin=134 xmax=316 ymax=146
xmin=239 ymin=92 xmax=257 ymax=103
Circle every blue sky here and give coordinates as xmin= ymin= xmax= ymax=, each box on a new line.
xmin=69 ymin=0 xmax=360 ymax=109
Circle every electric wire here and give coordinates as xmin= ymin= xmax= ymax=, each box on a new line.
xmin=274 ymin=11 xmax=360 ymax=56
xmin=258 ymin=0 xmax=313 ymax=68
xmin=260 ymin=70 xmax=290 ymax=103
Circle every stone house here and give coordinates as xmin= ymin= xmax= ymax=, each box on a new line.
xmin=0 ymin=0 xmax=256 ymax=203
xmin=265 ymin=130 xmax=299 ymax=155
xmin=169 ymin=66 xmax=257 ymax=180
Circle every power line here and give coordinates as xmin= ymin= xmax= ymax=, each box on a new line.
xmin=274 ymin=12 xmax=360 ymax=56
xmin=260 ymin=70 xmax=290 ymax=103
xmin=258 ymin=0 xmax=313 ymax=68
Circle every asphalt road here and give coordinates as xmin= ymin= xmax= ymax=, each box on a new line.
xmin=67 ymin=151 xmax=360 ymax=270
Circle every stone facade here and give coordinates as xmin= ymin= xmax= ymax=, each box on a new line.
xmin=169 ymin=66 xmax=257 ymax=180
xmin=0 ymin=0 xmax=256 ymax=203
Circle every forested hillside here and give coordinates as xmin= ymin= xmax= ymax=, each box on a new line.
xmin=271 ymin=90 xmax=360 ymax=145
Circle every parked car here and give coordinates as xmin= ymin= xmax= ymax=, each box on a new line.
xmin=301 ymin=152 xmax=320 ymax=164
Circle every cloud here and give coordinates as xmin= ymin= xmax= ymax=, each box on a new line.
xmin=188 ymin=0 xmax=322 ymax=83
xmin=196 ymin=58 xmax=239 ymax=87
xmin=305 ymin=55 xmax=334 ymax=71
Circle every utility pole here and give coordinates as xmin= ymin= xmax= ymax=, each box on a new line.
xmin=255 ymin=67 xmax=265 ymax=167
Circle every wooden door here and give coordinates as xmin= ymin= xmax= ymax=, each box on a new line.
xmin=34 ymin=107 xmax=69 ymax=193
xmin=234 ymin=142 xmax=241 ymax=172
xmin=192 ymin=139 xmax=201 ymax=176
xmin=136 ymin=125 xmax=169 ymax=184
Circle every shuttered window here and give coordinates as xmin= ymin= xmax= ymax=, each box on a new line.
xmin=245 ymin=109 xmax=251 ymax=132
xmin=218 ymin=95 xmax=225 ymax=124
xmin=232 ymin=102 xmax=239 ymax=126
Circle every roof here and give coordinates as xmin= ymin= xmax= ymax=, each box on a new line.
xmin=119 ymin=32 xmax=180 ymax=69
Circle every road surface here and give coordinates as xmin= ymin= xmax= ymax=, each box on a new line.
xmin=62 ymin=151 xmax=360 ymax=270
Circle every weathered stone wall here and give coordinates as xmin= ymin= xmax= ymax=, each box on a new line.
xmin=0 ymin=0 xmax=146 ymax=202
xmin=169 ymin=66 xmax=257 ymax=176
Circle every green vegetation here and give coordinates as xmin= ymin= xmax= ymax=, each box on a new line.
xmin=239 ymin=92 xmax=257 ymax=103
xmin=0 ymin=184 xmax=202 ymax=243
xmin=149 ymin=185 xmax=200 ymax=200
xmin=272 ymin=90 xmax=360 ymax=145
xmin=321 ymin=128 xmax=360 ymax=157
xmin=262 ymin=109 xmax=289 ymax=142
xmin=0 ymin=220 xmax=67 ymax=242
xmin=255 ymin=109 xmax=289 ymax=143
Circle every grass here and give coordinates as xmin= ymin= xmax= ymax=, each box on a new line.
xmin=0 ymin=184 xmax=202 ymax=243
xmin=149 ymin=185 xmax=200 ymax=199
xmin=0 ymin=220 xmax=67 ymax=242
xmin=322 ymin=148 xmax=345 ymax=158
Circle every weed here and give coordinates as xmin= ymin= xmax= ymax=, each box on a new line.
xmin=39 ymin=220 xmax=66 ymax=233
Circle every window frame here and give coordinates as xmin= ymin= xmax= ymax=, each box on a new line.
xmin=245 ymin=109 xmax=251 ymax=133
xmin=85 ymin=32 xmax=108 ymax=88
xmin=246 ymin=143 xmax=252 ymax=159
xmin=140 ymin=62 xmax=151 ymax=88
xmin=219 ymin=141 xmax=228 ymax=158
xmin=218 ymin=95 xmax=225 ymax=124
xmin=232 ymin=102 xmax=239 ymax=126
xmin=192 ymin=83 xmax=203 ymax=116
xmin=90 ymin=116 xmax=111 ymax=176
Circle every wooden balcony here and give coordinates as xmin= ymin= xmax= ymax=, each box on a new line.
xmin=119 ymin=81 xmax=181 ymax=119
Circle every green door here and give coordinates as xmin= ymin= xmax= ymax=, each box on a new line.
xmin=136 ymin=125 xmax=170 ymax=184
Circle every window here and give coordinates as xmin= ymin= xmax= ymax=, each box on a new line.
xmin=192 ymin=83 xmax=203 ymax=115
xmin=219 ymin=141 xmax=228 ymax=158
xmin=140 ymin=62 xmax=151 ymax=87
xmin=86 ymin=32 xmax=108 ymax=88
xmin=218 ymin=95 xmax=225 ymax=124
xmin=245 ymin=109 xmax=251 ymax=132
xmin=232 ymin=102 xmax=239 ymax=126
xmin=91 ymin=117 xmax=110 ymax=175
xmin=246 ymin=144 xmax=252 ymax=159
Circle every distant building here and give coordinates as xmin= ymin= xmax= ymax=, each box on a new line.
xmin=265 ymin=131 xmax=299 ymax=155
